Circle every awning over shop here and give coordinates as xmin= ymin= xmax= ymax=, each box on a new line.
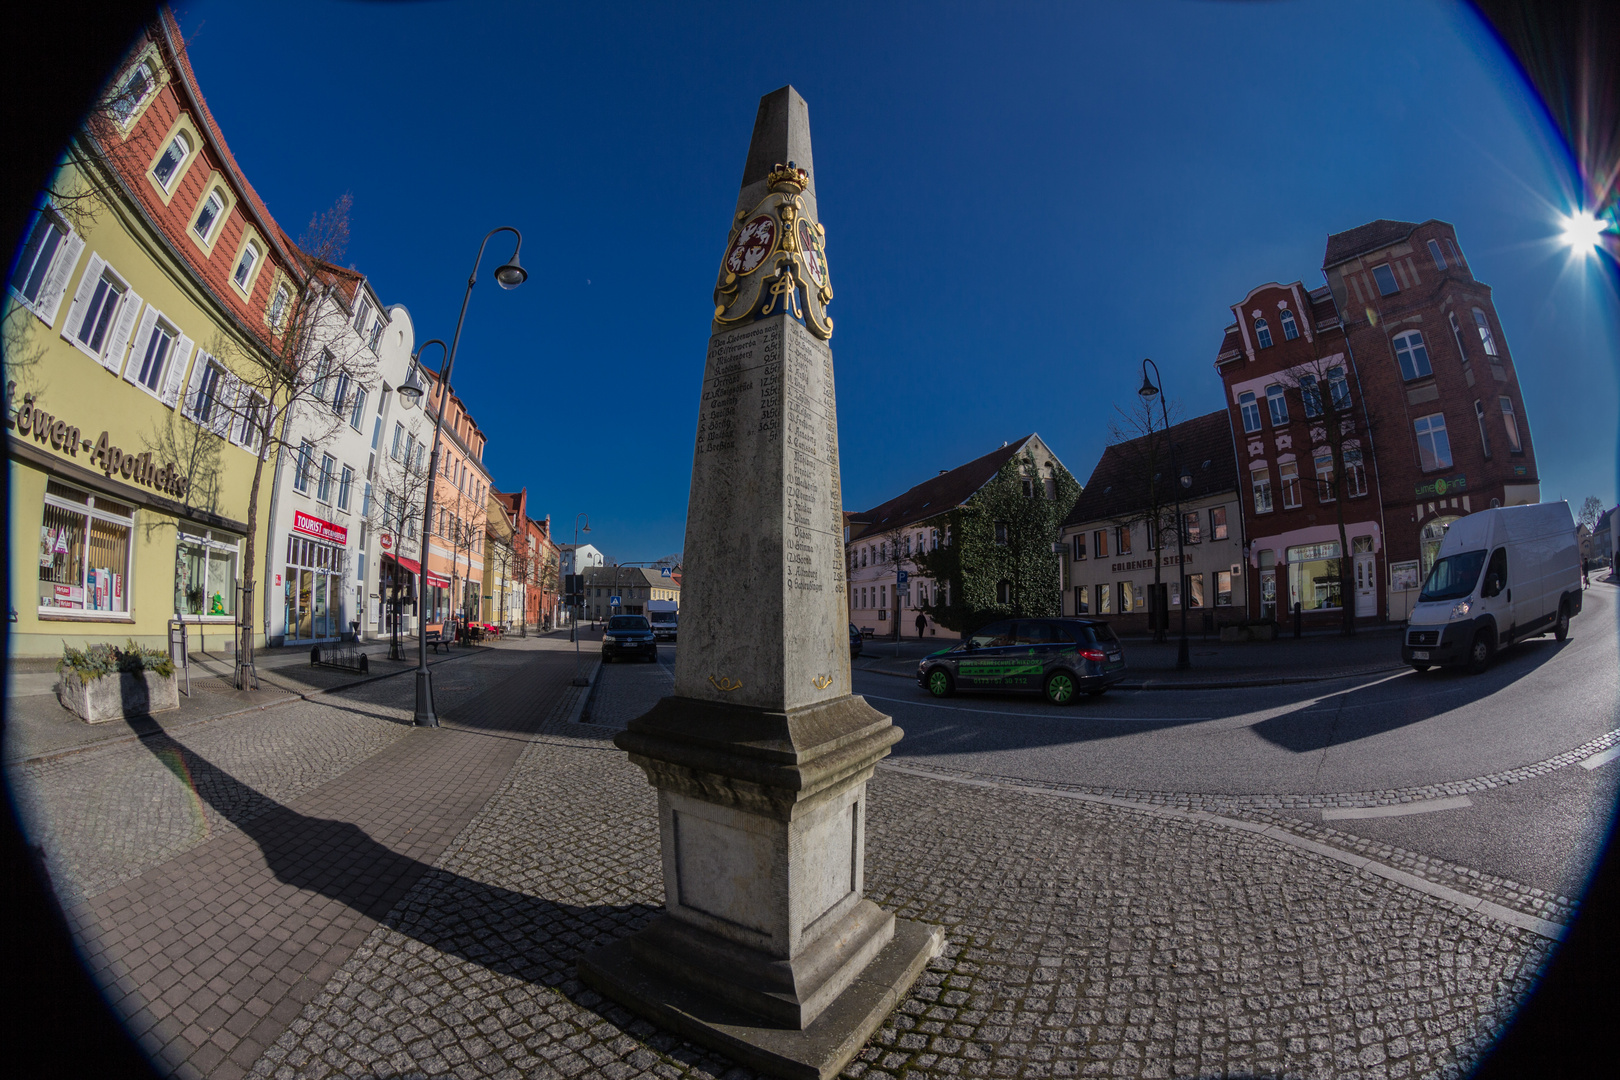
xmin=383 ymin=552 xmax=449 ymax=589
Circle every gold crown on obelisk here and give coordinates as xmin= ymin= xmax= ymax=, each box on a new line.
xmin=767 ymin=161 xmax=809 ymax=193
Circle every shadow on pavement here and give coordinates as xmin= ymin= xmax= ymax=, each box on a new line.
xmin=1251 ymin=635 xmax=1569 ymax=753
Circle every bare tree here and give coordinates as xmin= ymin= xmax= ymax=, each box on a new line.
xmin=201 ymin=194 xmax=385 ymax=684
xmin=366 ymin=410 xmax=434 ymax=654
xmin=1106 ymin=394 xmax=1185 ymax=642
xmin=1578 ymin=495 xmax=1604 ymax=530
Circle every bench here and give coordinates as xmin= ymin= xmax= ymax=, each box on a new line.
xmin=425 ymin=624 xmax=451 ymax=653
xmin=860 ymin=626 xmax=875 ymax=638
xmin=310 ymin=642 xmax=369 ymax=673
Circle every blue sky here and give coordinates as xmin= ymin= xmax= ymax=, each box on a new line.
xmin=171 ymin=0 xmax=1619 ymax=561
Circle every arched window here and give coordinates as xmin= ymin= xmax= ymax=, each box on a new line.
xmin=193 ymin=190 xmax=225 ymax=242
xmin=1254 ymin=318 xmax=1273 ymax=348
xmin=111 ymin=62 xmax=155 ymax=123
xmin=152 ymin=133 xmax=190 ymax=190
xmin=1392 ymin=331 xmax=1431 ymax=380
xmin=1280 ymin=308 xmax=1299 ymax=340
xmin=1420 ymin=516 xmax=1460 ymax=578
xmin=1266 ymin=384 xmax=1288 ymax=425
xmin=233 ymin=242 xmax=259 ymax=290
xmin=1472 ymin=308 xmax=1498 ymax=357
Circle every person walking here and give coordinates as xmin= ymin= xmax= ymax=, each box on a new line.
xmin=915 ymin=611 xmax=927 ymax=640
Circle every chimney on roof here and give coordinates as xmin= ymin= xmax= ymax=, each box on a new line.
xmin=1001 ymin=441 xmax=1008 ymax=447
xmin=939 ymin=470 xmax=948 ymax=475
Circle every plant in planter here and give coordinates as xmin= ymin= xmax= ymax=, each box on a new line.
xmin=56 ymin=639 xmax=180 ymax=723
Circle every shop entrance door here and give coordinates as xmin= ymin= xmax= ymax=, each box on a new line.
xmin=1353 ymin=538 xmax=1377 ymax=618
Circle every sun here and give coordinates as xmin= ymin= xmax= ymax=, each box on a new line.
xmin=1560 ymin=210 xmax=1606 ymax=255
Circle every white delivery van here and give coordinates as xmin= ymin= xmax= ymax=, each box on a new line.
xmin=647 ymin=598 xmax=678 ymax=641
xmin=1403 ymin=502 xmax=1583 ymax=673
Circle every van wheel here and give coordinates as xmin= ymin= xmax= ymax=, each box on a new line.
xmin=1044 ymin=671 xmax=1077 ymax=706
xmin=1467 ymin=630 xmax=1494 ymax=674
xmin=1554 ymin=602 xmax=1570 ymax=642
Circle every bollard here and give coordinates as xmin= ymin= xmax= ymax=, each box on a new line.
xmin=1293 ymin=600 xmax=1302 ymax=638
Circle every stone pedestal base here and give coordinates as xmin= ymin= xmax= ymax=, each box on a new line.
xmin=580 ymin=917 xmax=942 ymax=1080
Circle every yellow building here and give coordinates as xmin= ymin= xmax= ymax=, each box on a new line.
xmin=6 ymin=15 xmax=292 ymax=658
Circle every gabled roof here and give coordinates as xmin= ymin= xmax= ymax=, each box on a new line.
xmin=1322 ymin=219 xmax=1421 ymax=268
xmin=847 ymin=436 xmax=1041 ymax=540
xmin=1061 ymin=411 xmax=1239 ymax=527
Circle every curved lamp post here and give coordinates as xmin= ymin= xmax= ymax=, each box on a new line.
xmin=1139 ymin=359 xmax=1191 ymax=671
xmin=396 ymin=227 xmax=527 ymax=727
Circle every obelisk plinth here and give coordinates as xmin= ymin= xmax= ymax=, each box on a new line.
xmin=578 ymin=87 xmax=942 ymax=1080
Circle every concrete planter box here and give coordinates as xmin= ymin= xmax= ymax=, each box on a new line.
xmin=57 ymin=669 xmax=179 ymax=723
xmin=1219 ymin=623 xmax=1278 ymax=643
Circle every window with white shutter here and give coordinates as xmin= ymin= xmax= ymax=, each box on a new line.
xmin=126 ymin=309 xmax=179 ymax=397
xmin=61 ymin=255 xmax=139 ymax=370
xmin=10 ymin=209 xmax=85 ymax=327
xmin=162 ymin=335 xmax=194 ymax=408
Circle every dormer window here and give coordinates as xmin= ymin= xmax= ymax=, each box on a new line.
xmin=110 ymin=63 xmax=154 ymax=123
xmin=232 ymin=242 xmax=259 ymax=289
xmin=193 ymin=191 xmax=224 ymax=242
xmin=1254 ymin=318 xmax=1273 ymax=348
xmin=152 ymin=133 xmax=190 ymax=190
xmin=1279 ymin=309 xmax=1299 ymax=341
xmin=269 ymin=284 xmax=289 ymax=328
xmin=1371 ymin=264 xmax=1400 ymax=296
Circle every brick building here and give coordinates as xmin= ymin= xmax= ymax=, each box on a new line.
xmin=1216 ymin=219 xmax=1539 ymax=626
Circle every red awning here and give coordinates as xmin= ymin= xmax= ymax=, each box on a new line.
xmin=385 ymin=553 xmax=422 ymax=575
xmin=425 ymin=572 xmax=451 ymax=589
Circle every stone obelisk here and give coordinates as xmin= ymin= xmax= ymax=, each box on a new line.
xmin=578 ymin=87 xmax=941 ymax=1080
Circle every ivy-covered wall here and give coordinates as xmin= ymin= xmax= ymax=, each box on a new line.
xmin=913 ymin=448 xmax=1080 ymax=633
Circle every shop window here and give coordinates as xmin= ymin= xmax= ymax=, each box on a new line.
xmin=1239 ymin=391 xmax=1262 ymax=434
xmin=1279 ymin=460 xmax=1302 ymax=509
xmin=1071 ymin=533 xmax=1086 ymax=561
xmin=38 ymin=481 xmax=134 ymax=615
xmin=1119 ymin=581 xmax=1136 ymax=612
xmin=1371 ymin=264 xmax=1400 ymax=296
xmin=1414 ymin=413 xmax=1453 ymax=471
xmin=1280 ymin=308 xmax=1299 ymax=341
xmin=1210 ymin=505 xmax=1228 ymax=540
xmin=1500 ymin=398 xmax=1522 ymax=452
xmin=1392 ymin=331 xmax=1431 ymax=380
xmin=1254 ymin=318 xmax=1273 ymax=349
xmin=1073 ymin=585 xmax=1088 ymax=614
xmin=1216 ymin=571 xmax=1233 ymax=606
xmin=1266 ymin=384 xmax=1288 ymax=425
xmin=1251 ymin=463 xmax=1273 ymax=513
xmin=175 ymin=531 xmax=240 ymax=619
xmin=1287 ymin=540 xmax=1342 ymax=612
xmin=1095 ymin=582 xmax=1111 ymax=615
xmin=1185 ymin=573 xmax=1205 ymax=608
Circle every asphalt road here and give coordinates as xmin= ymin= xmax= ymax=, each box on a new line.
xmin=857 ymin=583 xmax=1620 ymax=900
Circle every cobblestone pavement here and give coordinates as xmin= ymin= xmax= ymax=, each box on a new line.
xmin=250 ymin=707 xmax=1553 ymax=1080
xmin=582 ymin=647 xmax=672 ymax=730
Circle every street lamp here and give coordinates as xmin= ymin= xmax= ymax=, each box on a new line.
xmin=1139 ymin=359 xmax=1191 ymax=670
xmin=397 ymin=227 xmax=527 ymax=727
xmin=571 ymin=513 xmax=591 ymax=685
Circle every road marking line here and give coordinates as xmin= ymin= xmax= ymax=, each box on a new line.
xmin=860 ymin=693 xmax=1205 ymax=724
xmin=880 ymin=763 xmax=1564 ymax=942
xmin=1321 ymin=795 xmax=1473 ymax=820
xmin=1580 ymin=745 xmax=1620 ymax=770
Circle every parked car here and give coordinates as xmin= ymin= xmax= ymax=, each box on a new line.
xmin=916 ymin=618 xmax=1126 ymax=705
xmin=849 ymin=623 xmax=863 ymax=660
xmin=602 ymin=614 xmax=658 ymax=663
xmin=1403 ymin=502 xmax=1582 ymax=673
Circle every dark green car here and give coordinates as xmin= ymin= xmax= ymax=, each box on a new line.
xmin=916 ymin=618 xmax=1126 ymax=705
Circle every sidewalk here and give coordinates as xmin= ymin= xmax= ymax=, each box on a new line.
xmin=856 ymin=625 xmax=1409 ymax=688
xmin=2 ymin=631 xmax=572 ymax=767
